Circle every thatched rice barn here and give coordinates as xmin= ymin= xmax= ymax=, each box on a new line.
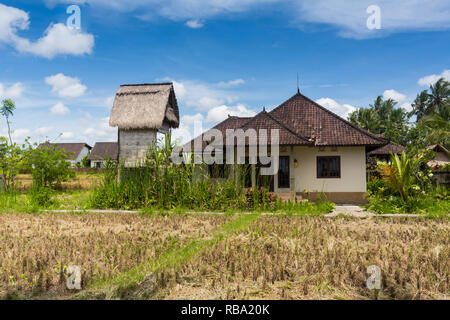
xmin=109 ymin=83 xmax=179 ymax=166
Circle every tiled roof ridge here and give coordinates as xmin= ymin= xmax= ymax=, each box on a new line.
xmin=269 ymin=93 xmax=387 ymax=144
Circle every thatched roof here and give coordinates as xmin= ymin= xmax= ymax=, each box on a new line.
xmin=109 ymin=83 xmax=179 ymax=130
xmin=87 ymin=142 xmax=118 ymax=161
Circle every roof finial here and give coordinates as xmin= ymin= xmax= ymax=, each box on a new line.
xmin=297 ymin=72 xmax=300 ymax=94
xmin=263 ymin=106 xmax=266 ymax=112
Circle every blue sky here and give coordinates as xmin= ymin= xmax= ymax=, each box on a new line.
xmin=1 ymin=0 xmax=450 ymax=145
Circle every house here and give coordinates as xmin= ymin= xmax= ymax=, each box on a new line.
xmin=87 ymin=142 xmax=119 ymax=168
xmin=37 ymin=142 xmax=92 ymax=167
xmin=426 ymin=144 xmax=450 ymax=168
xmin=109 ymin=83 xmax=180 ymax=166
xmin=367 ymin=142 xmax=405 ymax=162
xmin=186 ymin=92 xmax=387 ymax=204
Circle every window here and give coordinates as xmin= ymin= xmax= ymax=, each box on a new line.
xmin=278 ymin=156 xmax=290 ymax=188
xmin=317 ymin=156 xmax=341 ymax=178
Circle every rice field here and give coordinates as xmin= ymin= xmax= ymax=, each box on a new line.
xmin=0 ymin=212 xmax=232 ymax=299
xmin=0 ymin=212 xmax=448 ymax=300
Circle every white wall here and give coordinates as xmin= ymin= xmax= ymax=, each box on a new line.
xmin=274 ymin=146 xmax=367 ymax=193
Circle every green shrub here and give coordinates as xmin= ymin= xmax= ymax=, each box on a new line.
xmin=29 ymin=186 xmax=55 ymax=207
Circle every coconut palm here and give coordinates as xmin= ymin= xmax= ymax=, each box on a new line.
xmin=1 ymin=99 xmax=16 ymax=145
xmin=427 ymin=78 xmax=450 ymax=114
xmin=410 ymin=90 xmax=430 ymax=121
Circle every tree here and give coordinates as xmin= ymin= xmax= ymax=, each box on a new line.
xmin=411 ymin=78 xmax=450 ymax=121
xmin=1 ymin=99 xmax=16 ymax=145
xmin=348 ymin=96 xmax=411 ymax=145
xmin=428 ymin=78 xmax=450 ymax=115
xmin=23 ymin=142 xmax=75 ymax=188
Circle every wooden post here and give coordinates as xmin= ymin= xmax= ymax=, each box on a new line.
xmin=251 ymin=164 xmax=256 ymax=189
xmin=290 ymin=146 xmax=295 ymax=201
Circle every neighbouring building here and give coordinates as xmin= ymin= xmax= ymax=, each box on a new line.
xmin=186 ymin=91 xmax=388 ymax=204
xmin=38 ymin=142 xmax=92 ymax=167
xmin=367 ymin=142 xmax=405 ymax=162
xmin=109 ymin=83 xmax=180 ymax=166
xmin=427 ymin=144 xmax=450 ymax=168
xmin=87 ymin=142 xmax=119 ymax=168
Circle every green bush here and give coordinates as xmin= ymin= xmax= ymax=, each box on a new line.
xmin=24 ymin=142 xmax=75 ymax=189
xmin=29 ymin=186 xmax=55 ymax=207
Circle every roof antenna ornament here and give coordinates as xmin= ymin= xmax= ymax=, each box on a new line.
xmin=297 ymin=73 xmax=300 ymax=94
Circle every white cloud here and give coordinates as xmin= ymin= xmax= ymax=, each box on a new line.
xmin=60 ymin=131 xmax=74 ymax=140
xmin=186 ymin=19 xmax=204 ymax=28
xmin=163 ymin=78 xmax=236 ymax=111
xmin=82 ymin=117 xmax=117 ymax=141
xmin=45 ymin=0 xmax=278 ymax=20
xmin=218 ymin=79 xmax=245 ymax=88
xmin=400 ymin=102 xmax=413 ymax=112
xmin=11 ymin=128 xmax=31 ymax=141
xmin=383 ymin=89 xmax=406 ymax=103
xmin=418 ymin=69 xmax=450 ymax=87
xmin=382 ymin=89 xmax=413 ymax=111
xmin=205 ymin=104 xmax=256 ymax=124
xmin=44 ymin=1 xmax=450 ymax=39
xmin=292 ymin=0 xmax=450 ymax=39
xmin=0 ymin=82 xmax=24 ymax=99
xmin=0 ymin=4 xmax=94 ymax=58
xmin=316 ymin=98 xmax=356 ymax=119
xmin=35 ymin=126 xmax=53 ymax=135
xmin=181 ymin=113 xmax=204 ymax=124
xmin=51 ymin=102 xmax=70 ymax=115
xmin=45 ymin=73 xmax=87 ymax=98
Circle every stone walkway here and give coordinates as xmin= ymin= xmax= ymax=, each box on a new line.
xmin=325 ymin=205 xmax=424 ymax=218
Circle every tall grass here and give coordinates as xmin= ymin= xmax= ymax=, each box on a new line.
xmin=89 ymin=138 xmax=335 ymax=213
xmin=90 ymin=140 xmax=249 ymax=211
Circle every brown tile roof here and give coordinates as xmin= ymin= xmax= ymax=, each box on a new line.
xmin=87 ymin=142 xmax=119 ymax=161
xmin=184 ymin=92 xmax=387 ymax=151
xmin=368 ymin=142 xmax=405 ymax=156
xmin=269 ymin=93 xmax=386 ymax=146
xmin=217 ymin=111 xmax=310 ymax=146
xmin=38 ymin=142 xmax=92 ymax=160
xmin=184 ymin=116 xmax=252 ymax=152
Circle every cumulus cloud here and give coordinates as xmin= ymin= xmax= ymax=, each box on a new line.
xmin=315 ymin=98 xmax=356 ymax=119
xmin=0 ymin=82 xmax=24 ymax=99
xmin=383 ymin=89 xmax=412 ymax=111
xmin=164 ymin=78 xmax=236 ymax=111
xmin=418 ymin=69 xmax=450 ymax=87
xmin=82 ymin=117 xmax=117 ymax=141
xmin=186 ymin=19 xmax=204 ymax=28
xmin=60 ymin=131 xmax=75 ymax=140
xmin=51 ymin=102 xmax=70 ymax=115
xmin=0 ymin=4 xmax=94 ymax=58
xmin=205 ymin=104 xmax=256 ymax=124
xmin=45 ymin=73 xmax=87 ymax=98
xmin=383 ymin=89 xmax=406 ymax=103
xmin=35 ymin=126 xmax=53 ymax=135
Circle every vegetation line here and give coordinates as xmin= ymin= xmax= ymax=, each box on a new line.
xmin=80 ymin=213 xmax=260 ymax=299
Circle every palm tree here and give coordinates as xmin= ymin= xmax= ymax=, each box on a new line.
xmin=1 ymin=99 xmax=16 ymax=145
xmin=427 ymin=78 xmax=450 ymax=114
xmin=420 ymin=105 xmax=450 ymax=149
xmin=410 ymin=90 xmax=430 ymax=121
